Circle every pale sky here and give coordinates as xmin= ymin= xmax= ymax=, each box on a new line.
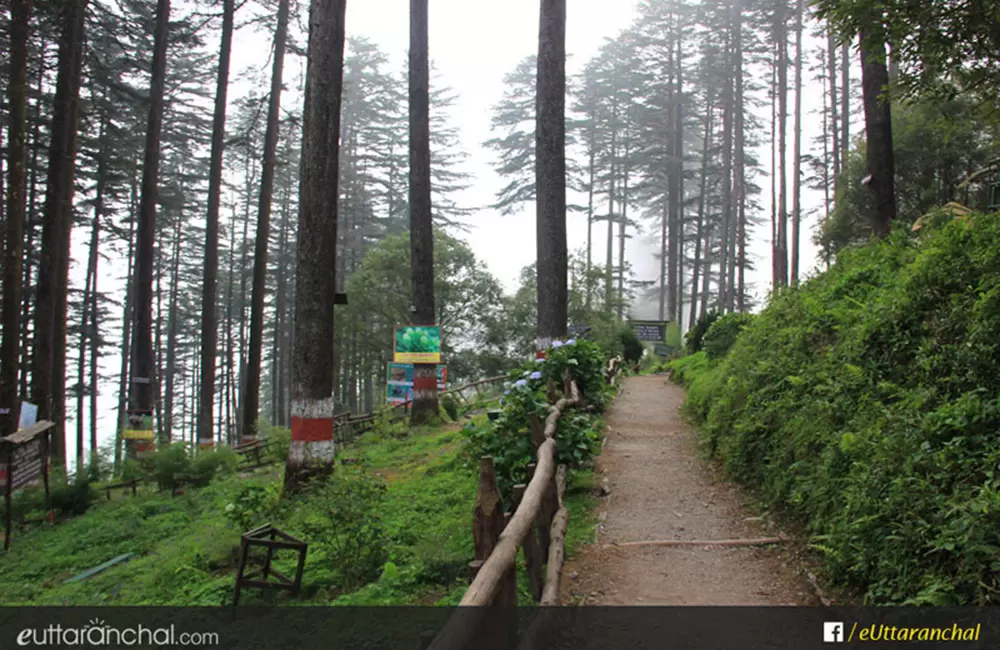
xmin=66 ymin=0 xmax=861 ymax=467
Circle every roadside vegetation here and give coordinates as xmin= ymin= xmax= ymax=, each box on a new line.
xmin=670 ymin=213 xmax=1000 ymax=605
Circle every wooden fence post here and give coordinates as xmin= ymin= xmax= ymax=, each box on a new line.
xmin=525 ymin=462 xmax=549 ymax=554
xmin=468 ymin=559 xmax=484 ymax=583
xmin=528 ymin=416 xmax=545 ymax=451
xmin=514 ymin=484 xmax=543 ymax=601
xmin=473 ymin=457 xmax=505 ymax=561
xmin=498 ymin=512 xmax=518 ymax=650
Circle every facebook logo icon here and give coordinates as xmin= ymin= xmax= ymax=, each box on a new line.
xmin=824 ymin=622 xmax=845 ymax=642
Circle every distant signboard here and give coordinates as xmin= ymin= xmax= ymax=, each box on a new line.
xmin=567 ymin=324 xmax=591 ymax=337
xmin=1 ymin=420 xmax=55 ymax=549
xmin=123 ymin=409 xmax=154 ymax=440
xmin=631 ymin=320 xmax=669 ymax=342
xmin=5 ymin=438 xmax=43 ymax=492
xmin=394 ymin=325 xmax=442 ymax=364
xmin=387 ymin=363 xmax=446 ymax=404
xmin=653 ymin=343 xmax=673 ymax=357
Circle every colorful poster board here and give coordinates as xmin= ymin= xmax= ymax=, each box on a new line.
xmin=123 ymin=409 xmax=155 ymax=440
xmin=393 ymin=325 xmax=442 ymax=364
xmin=386 ymin=363 xmax=446 ymax=404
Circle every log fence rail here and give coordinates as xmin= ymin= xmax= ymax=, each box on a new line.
xmin=424 ymin=357 xmax=623 ymax=650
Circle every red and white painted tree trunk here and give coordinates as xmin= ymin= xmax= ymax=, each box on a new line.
xmin=288 ymin=396 xmax=336 ymax=470
xmin=283 ymin=0 xmax=347 ymax=490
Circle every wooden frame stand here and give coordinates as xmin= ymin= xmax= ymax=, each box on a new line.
xmin=232 ymin=523 xmax=307 ymax=606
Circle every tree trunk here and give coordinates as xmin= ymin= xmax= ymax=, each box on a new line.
xmin=225 ymin=205 xmax=238 ymax=445
xmin=827 ymin=26 xmax=841 ymax=190
xmin=127 ymin=0 xmax=170 ymax=458
xmin=840 ymin=42 xmax=849 ymax=169
xmin=154 ymin=234 xmax=165 ymax=444
xmin=88 ymin=244 xmax=99 ymax=458
xmin=790 ymin=0 xmax=803 ymax=287
xmin=408 ymin=0 xmax=440 ymax=424
xmin=733 ymin=0 xmax=745 ymax=311
xmin=584 ymin=145 xmax=595 ymax=311
xmin=243 ymin=0 xmax=290 ymax=439
xmin=114 ymin=179 xmax=137 ymax=475
xmin=860 ymin=28 xmax=896 ymax=237
xmin=776 ymin=4 xmax=788 ymax=289
xmin=606 ymin=102 xmax=618 ymax=313
xmin=770 ymin=53 xmax=778 ymax=291
xmin=719 ymin=34 xmax=733 ymax=312
xmin=284 ymin=0 xmax=347 ymax=491
xmin=535 ymin=0 xmax=568 ymax=348
xmin=273 ymin=186 xmax=290 ymax=428
xmin=163 ymin=213 xmax=182 ymax=443
xmin=197 ymin=0 xmax=235 ymax=450
xmin=672 ymin=33 xmax=684 ymax=324
xmin=688 ymin=97 xmax=713 ymax=328
xmin=1 ymin=0 xmax=32 ymax=435
xmin=33 ymin=0 xmax=88 ymax=467
xmin=21 ymin=68 xmax=45 ymax=402
xmin=76 ymin=111 xmax=106 ymax=468
xmin=616 ymin=140 xmax=629 ymax=320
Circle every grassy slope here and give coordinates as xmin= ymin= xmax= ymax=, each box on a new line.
xmin=0 ymin=413 xmax=598 ymax=606
xmin=670 ymin=214 xmax=1000 ymax=605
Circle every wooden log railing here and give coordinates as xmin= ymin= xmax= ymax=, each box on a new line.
xmin=424 ymin=373 xmax=581 ymax=650
xmin=389 ymin=374 xmax=507 ymax=421
xmin=423 ymin=358 xmax=625 ymax=650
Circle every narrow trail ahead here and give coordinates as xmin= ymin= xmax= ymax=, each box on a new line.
xmin=562 ymin=375 xmax=818 ymax=605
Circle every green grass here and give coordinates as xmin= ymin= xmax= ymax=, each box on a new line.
xmin=668 ymin=214 xmax=1000 ymax=605
xmin=0 ymin=408 xmax=601 ymax=607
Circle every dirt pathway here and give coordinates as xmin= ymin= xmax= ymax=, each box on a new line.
xmin=561 ymin=375 xmax=818 ymax=605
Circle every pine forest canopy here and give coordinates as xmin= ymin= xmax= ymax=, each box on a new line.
xmin=0 ymin=0 xmax=997 ymax=474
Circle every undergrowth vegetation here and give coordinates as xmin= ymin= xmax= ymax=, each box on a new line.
xmin=462 ymin=339 xmax=612 ymax=502
xmin=671 ymin=213 xmax=1000 ymax=605
xmin=0 ymin=339 xmax=614 ymax=606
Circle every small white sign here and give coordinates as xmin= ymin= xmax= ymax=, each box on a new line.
xmin=18 ymin=402 xmax=37 ymax=429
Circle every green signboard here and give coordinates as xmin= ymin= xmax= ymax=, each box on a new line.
xmin=394 ymin=325 xmax=442 ymax=364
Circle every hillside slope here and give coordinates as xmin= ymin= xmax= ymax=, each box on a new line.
xmin=673 ymin=213 xmax=1000 ymax=605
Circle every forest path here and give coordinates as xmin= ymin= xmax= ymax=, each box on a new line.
xmin=561 ymin=375 xmax=817 ymax=605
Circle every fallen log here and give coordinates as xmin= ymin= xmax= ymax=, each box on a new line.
xmin=607 ymin=536 xmax=788 ymax=548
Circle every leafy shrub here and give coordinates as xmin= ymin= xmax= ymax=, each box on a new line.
xmin=686 ymin=309 xmax=720 ymax=354
xmin=259 ymin=422 xmax=290 ymax=464
xmin=295 ymin=468 xmax=389 ymax=590
xmin=463 ymin=338 xmax=608 ymax=501
xmin=617 ymin=326 xmax=645 ymax=365
xmin=150 ymin=443 xmax=191 ymax=490
xmin=50 ymin=475 xmax=96 ymax=516
xmin=224 ymin=481 xmax=281 ymax=532
xmin=440 ymin=394 xmax=460 ymax=421
xmin=121 ymin=458 xmax=146 ymax=483
xmin=702 ymin=312 xmax=754 ymax=360
xmin=188 ymin=447 xmax=238 ymax=487
xmin=678 ymin=214 xmax=1000 ymax=605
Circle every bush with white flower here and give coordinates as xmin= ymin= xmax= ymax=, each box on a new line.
xmin=463 ymin=338 xmax=611 ymax=502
